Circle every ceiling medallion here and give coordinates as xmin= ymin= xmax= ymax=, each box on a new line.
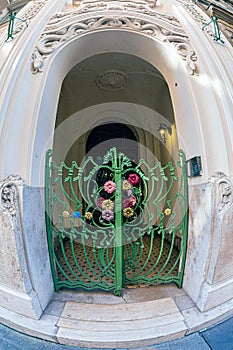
xmin=96 ymin=70 xmax=129 ymax=90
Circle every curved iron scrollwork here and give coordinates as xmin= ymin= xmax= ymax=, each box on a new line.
xmin=45 ymin=147 xmax=188 ymax=295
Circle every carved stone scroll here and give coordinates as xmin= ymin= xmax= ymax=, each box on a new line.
xmin=0 ymin=176 xmax=23 ymax=218
xmin=32 ymin=10 xmax=197 ymax=75
xmin=210 ymin=171 xmax=233 ymax=210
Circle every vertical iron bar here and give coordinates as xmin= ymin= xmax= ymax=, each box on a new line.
xmin=177 ymin=149 xmax=189 ymax=287
xmin=45 ymin=149 xmax=59 ymax=291
xmin=114 ymin=168 xmax=123 ymax=296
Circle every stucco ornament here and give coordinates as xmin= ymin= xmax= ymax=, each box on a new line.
xmin=11 ymin=0 xmax=49 ymax=37
xmin=72 ymin=0 xmax=158 ymax=11
xmin=32 ymin=1 xmax=198 ymax=75
xmin=31 ymin=48 xmax=44 ymax=73
xmin=218 ymin=177 xmax=232 ymax=208
xmin=96 ymin=70 xmax=129 ymax=90
xmin=177 ymin=0 xmax=223 ymax=42
xmin=0 ymin=176 xmax=23 ymax=217
xmin=177 ymin=0 xmax=207 ymax=23
xmin=211 ymin=172 xmax=233 ymax=210
xmin=220 ymin=181 xmax=232 ymax=205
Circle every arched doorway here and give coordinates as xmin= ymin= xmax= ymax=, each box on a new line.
xmin=45 ymin=53 xmax=188 ymax=295
xmin=86 ymin=123 xmax=138 ymax=163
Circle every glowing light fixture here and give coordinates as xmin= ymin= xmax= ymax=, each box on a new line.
xmin=157 ymin=123 xmax=172 ymax=144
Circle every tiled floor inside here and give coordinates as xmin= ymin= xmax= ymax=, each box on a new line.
xmin=56 ymin=234 xmax=180 ymax=288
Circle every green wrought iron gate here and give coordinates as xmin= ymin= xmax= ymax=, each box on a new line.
xmin=45 ymin=147 xmax=188 ymax=295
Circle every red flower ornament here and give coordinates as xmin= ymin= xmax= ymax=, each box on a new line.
xmin=97 ymin=197 xmax=105 ymax=208
xmin=128 ymin=173 xmax=140 ymax=186
xmin=122 ymin=196 xmax=136 ymax=208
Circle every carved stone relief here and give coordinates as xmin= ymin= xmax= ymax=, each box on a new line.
xmin=176 ymin=0 xmax=218 ymax=40
xmin=96 ymin=70 xmax=129 ymax=90
xmin=13 ymin=0 xmax=49 ymax=36
xmin=208 ymin=172 xmax=233 ymax=285
xmin=0 ymin=176 xmax=23 ymax=217
xmin=32 ymin=7 xmax=198 ymax=75
xmin=213 ymin=172 xmax=233 ymax=210
xmin=204 ymin=173 xmax=233 ymax=285
xmin=219 ymin=179 xmax=232 ymax=206
xmin=177 ymin=0 xmax=207 ymax=24
xmin=73 ymin=0 xmax=157 ymax=11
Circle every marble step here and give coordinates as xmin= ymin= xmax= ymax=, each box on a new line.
xmin=56 ymin=297 xmax=187 ymax=348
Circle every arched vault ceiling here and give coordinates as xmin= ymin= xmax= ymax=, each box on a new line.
xmin=56 ymin=52 xmax=175 ymax=125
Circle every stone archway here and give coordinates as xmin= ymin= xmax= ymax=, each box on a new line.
xmin=32 ymin=28 xmax=202 ymax=187
xmin=46 ymin=48 xmax=188 ymax=295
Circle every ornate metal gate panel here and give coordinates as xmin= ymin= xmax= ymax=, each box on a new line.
xmin=45 ymin=148 xmax=188 ymax=295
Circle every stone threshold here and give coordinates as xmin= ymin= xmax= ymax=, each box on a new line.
xmin=0 ymin=285 xmax=233 ymax=348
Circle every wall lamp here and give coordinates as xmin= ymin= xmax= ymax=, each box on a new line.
xmin=157 ymin=123 xmax=172 ymax=144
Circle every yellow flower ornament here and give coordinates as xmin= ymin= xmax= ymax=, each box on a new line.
xmin=122 ymin=180 xmax=132 ymax=191
xmin=164 ymin=208 xmax=172 ymax=216
xmin=85 ymin=212 xmax=92 ymax=220
xmin=123 ymin=207 xmax=134 ymax=218
xmin=102 ymin=199 xmax=114 ymax=211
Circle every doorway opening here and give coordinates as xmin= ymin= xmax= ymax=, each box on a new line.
xmin=46 ymin=53 xmax=188 ymax=295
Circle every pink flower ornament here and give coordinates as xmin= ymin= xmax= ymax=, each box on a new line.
xmin=104 ymin=181 xmax=116 ymax=194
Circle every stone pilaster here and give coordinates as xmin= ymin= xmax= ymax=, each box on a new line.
xmin=183 ymin=173 xmax=233 ymax=311
xmin=0 ymin=176 xmax=54 ymax=319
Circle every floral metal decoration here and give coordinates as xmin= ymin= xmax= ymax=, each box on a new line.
xmin=104 ymin=180 xmax=116 ymax=194
xmin=102 ymin=209 xmax=114 ymax=221
xmin=128 ymin=173 xmax=140 ymax=186
xmin=62 ymin=210 xmax=70 ymax=218
xmin=85 ymin=212 xmax=93 ymax=220
xmin=122 ymin=180 xmax=132 ymax=191
xmin=164 ymin=208 xmax=172 ymax=216
xmin=123 ymin=207 xmax=134 ymax=218
xmin=102 ymin=199 xmax=114 ymax=210
xmin=97 ymin=197 xmax=105 ymax=208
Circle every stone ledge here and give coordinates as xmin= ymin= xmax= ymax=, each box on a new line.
xmin=57 ymin=325 xmax=187 ymax=348
xmin=56 ymin=298 xmax=187 ymax=347
xmin=183 ymin=296 xmax=233 ymax=334
xmin=0 ymin=305 xmax=58 ymax=343
xmin=0 ymin=291 xmax=233 ymax=348
xmin=198 ymin=278 xmax=233 ymax=312
xmin=0 ymin=294 xmax=186 ymax=348
xmin=0 ymin=284 xmax=40 ymax=319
